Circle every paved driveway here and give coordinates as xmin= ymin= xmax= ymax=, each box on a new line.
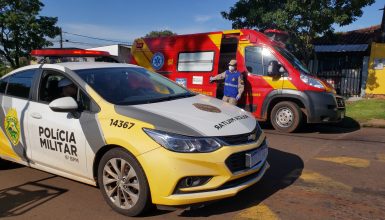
xmin=1 ymin=125 xmax=384 ymax=220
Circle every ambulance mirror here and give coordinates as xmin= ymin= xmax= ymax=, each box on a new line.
xmin=267 ymin=60 xmax=281 ymax=77
xmin=49 ymin=97 xmax=79 ymax=112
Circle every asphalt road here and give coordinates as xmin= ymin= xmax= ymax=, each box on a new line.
xmin=1 ymin=124 xmax=384 ymax=220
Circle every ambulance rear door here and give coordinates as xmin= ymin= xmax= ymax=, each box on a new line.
xmin=171 ymin=34 xmax=222 ymax=97
xmin=215 ymin=34 xmax=239 ymax=99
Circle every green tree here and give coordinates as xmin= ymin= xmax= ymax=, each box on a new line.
xmin=0 ymin=0 xmax=60 ymax=68
xmin=144 ymin=30 xmax=177 ymax=38
xmin=221 ymin=0 xmax=375 ymax=63
xmin=0 ymin=56 xmax=12 ymax=76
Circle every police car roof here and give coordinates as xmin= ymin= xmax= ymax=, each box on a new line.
xmin=4 ymin=62 xmax=141 ymax=78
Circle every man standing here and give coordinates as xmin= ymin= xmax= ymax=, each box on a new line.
xmin=210 ymin=59 xmax=244 ymax=105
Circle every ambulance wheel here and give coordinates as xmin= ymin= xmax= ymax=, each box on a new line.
xmin=270 ymin=101 xmax=302 ymax=133
xmin=98 ymin=148 xmax=151 ymax=216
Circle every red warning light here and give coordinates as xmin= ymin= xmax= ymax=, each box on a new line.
xmin=31 ymin=49 xmax=110 ymax=57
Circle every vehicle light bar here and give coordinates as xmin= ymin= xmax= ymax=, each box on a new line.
xmin=31 ymin=49 xmax=110 ymax=57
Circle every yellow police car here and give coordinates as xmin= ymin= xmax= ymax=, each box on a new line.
xmin=0 ymin=62 xmax=269 ymax=216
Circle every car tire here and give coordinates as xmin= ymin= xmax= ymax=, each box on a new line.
xmin=270 ymin=101 xmax=302 ymax=133
xmin=97 ymin=148 xmax=152 ymax=216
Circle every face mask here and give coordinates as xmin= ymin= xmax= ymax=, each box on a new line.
xmin=229 ymin=66 xmax=235 ymax=72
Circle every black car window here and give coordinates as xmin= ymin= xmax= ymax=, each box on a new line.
xmin=39 ymin=73 xmax=66 ymax=102
xmin=0 ymin=77 xmax=9 ymax=93
xmin=39 ymin=71 xmax=93 ymax=112
xmin=6 ymin=70 xmax=36 ymax=99
xmin=78 ymin=90 xmax=92 ymax=111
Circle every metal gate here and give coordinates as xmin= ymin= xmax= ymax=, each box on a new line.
xmin=316 ymin=68 xmax=363 ymax=97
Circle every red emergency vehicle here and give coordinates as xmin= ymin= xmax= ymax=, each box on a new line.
xmin=130 ymin=29 xmax=345 ymax=132
xmin=264 ymin=29 xmax=289 ymax=46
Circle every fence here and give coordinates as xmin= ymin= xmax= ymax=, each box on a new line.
xmin=316 ymin=68 xmax=363 ymax=97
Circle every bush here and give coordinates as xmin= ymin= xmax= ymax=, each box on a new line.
xmin=0 ymin=66 xmax=13 ymax=76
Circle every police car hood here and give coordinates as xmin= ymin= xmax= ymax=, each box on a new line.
xmin=115 ymin=94 xmax=256 ymax=136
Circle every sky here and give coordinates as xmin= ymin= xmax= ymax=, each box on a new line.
xmin=40 ymin=0 xmax=385 ymax=48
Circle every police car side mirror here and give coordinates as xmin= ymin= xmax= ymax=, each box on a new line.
xmin=49 ymin=97 xmax=79 ymax=112
xmin=267 ymin=60 xmax=281 ymax=77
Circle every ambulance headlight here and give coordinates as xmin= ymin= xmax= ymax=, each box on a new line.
xmin=300 ymin=73 xmax=324 ymax=89
xmin=143 ymin=128 xmax=222 ymax=153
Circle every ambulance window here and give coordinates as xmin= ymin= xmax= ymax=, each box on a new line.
xmin=0 ymin=77 xmax=9 ymax=93
xmin=6 ymin=70 xmax=36 ymax=99
xmin=177 ymin=51 xmax=214 ymax=72
xmin=245 ymin=47 xmax=277 ymax=76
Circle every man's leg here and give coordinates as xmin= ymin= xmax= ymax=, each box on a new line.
xmin=222 ymin=96 xmax=230 ymax=103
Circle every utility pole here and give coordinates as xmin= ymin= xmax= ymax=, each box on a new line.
xmin=60 ymin=28 xmax=63 ymax=48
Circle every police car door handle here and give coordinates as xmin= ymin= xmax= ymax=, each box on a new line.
xmin=31 ymin=112 xmax=42 ymax=119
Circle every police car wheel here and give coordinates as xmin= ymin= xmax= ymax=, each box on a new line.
xmin=98 ymin=148 xmax=151 ymax=216
xmin=270 ymin=101 xmax=302 ymax=133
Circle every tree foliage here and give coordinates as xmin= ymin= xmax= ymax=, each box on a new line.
xmin=221 ymin=0 xmax=375 ymax=62
xmin=144 ymin=30 xmax=177 ymax=38
xmin=0 ymin=0 xmax=60 ymax=68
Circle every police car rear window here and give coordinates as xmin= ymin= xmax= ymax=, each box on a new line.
xmin=6 ymin=70 xmax=36 ymax=99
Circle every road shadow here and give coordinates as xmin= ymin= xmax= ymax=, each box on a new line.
xmin=139 ymin=206 xmax=173 ymax=217
xmin=260 ymin=116 xmax=360 ymax=134
xmin=179 ymin=148 xmax=304 ymax=217
xmin=298 ymin=117 xmax=360 ymax=134
xmin=0 ymin=176 xmax=67 ymax=217
xmin=0 ymin=159 xmax=23 ymax=170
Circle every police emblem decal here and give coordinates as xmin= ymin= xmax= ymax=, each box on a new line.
xmin=4 ymin=108 xmax=20 ymax=146
xmin=193 ymin=103 xmax=221 ymax=113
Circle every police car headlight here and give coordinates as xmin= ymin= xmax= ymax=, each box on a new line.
xmin=143 ymin=128 xmax=222 ymax=153
xmin=300 ymin=73 xmax=324 ymax=89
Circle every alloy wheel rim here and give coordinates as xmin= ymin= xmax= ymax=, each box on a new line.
xmin=103 ymin=158 xmax=140 ymax=209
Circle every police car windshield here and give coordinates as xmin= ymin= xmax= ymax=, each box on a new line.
xmin=75 ymin=67 xmax=195 ymax=105
xmin=273 ymin=46 xmax=312 ymax=75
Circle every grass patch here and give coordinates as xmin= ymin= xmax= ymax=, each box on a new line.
xmin=346 ymin=99 xmax=385 ymax=122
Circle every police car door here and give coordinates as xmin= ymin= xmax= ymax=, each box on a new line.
xmin=0 ymin=69 xmax=37 ymax=164
xmin=27 ymin=69 xmax=88 ymax=177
